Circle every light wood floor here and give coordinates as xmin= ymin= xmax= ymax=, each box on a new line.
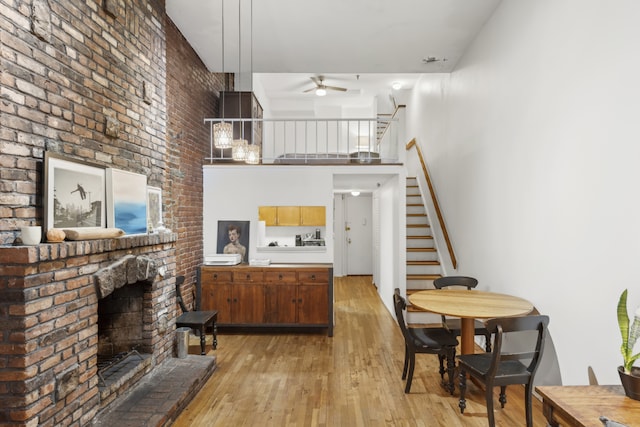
xmin=173 ymin=276 xmax=546 ymax=426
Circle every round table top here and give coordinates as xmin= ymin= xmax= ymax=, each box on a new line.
xmin=408 ymin=289 xmax=534 ymax=319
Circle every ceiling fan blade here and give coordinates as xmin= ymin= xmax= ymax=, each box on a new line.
xmin=303 ymin=87 xmax=316 ymax=93
xmin=310 ymin=76 xmax=321 ymax=85
xmin=325 ymin=85 xmax=347 ymax=92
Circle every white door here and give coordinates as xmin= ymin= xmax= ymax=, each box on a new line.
xmin=346 ymin=194 xmax=373 ymax=275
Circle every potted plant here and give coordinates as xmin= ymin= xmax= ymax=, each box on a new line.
xmin=617 ymin=289 xmax=640 ymax=400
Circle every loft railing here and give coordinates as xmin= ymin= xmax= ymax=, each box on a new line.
xmin=406 ymin=138 xmax=457 ymax=269
xmin=204 ymin=117 xmax=400 ymax=164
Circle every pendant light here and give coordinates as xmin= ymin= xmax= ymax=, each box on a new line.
xmin=232 ymin=0 xmax=248 ymax=161
xmin=213 ymin=0 xmax=232 ymax=149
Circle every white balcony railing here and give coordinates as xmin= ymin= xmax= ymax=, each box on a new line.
xmin=204 ymin=117 xmax=400 ymax=164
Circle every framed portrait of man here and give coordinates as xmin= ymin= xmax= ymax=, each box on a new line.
xmin=216 ymin=220 xmax=250 ymax=263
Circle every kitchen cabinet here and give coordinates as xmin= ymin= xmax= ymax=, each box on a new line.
xmin=258 ymin=206 xmax=277 ymax=226
xmin=258 ymin=205 xmax=325 ymax=226
xmin=275 ymin=206 xmax=300 ymax=226
xmin=201 ymin=267 xmax=264 ymax=324
xmin=200 ymin=264 xmax=334 ymax=336
xmin=300 ymin=206 xmax=326 ymax=226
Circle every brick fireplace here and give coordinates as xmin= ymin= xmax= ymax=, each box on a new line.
xmin=0 ymin=234 xmax=178 ymax=426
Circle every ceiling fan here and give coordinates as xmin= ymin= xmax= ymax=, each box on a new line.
xmin=304 ymin=76 xmax=347 ymax=96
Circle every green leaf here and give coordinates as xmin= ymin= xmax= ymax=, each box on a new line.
xmin=618 ymin=289 xmax=630 ymax=368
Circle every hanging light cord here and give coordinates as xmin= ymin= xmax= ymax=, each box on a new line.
xmin=221 ymin=0 xmax=226 ymax=117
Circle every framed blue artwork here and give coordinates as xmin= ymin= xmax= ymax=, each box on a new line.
xmin=106 ymin=168 xmax=148 ymax=235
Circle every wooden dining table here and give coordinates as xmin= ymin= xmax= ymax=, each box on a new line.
xmin=408 ymin=289 xmax=534 ymax=354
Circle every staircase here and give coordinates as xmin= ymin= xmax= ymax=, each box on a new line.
xmin=405 ymin=177 xmax=443 ymax=318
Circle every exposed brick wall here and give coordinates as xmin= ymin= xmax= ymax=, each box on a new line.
xmin=1 ymin=1 xmax=225 ymax=300
xmin=1 ymin=0 xmax=167 ymax=245
xmin=1 ymin=0 xmax=226 ymax=424
xmin=165 ymin=17 xmax=227 ymax=307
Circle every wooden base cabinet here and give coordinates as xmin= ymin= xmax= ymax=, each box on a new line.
xmin=201 ymin=264 xmax=333 ymax=336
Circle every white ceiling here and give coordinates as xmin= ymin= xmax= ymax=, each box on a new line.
xmin=166 ymin=0 xmax=501 ymax=116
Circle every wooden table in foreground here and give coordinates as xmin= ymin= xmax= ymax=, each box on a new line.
xmin=408 ymin=289 xmax=534 ymax=354
xmin=536 ymin=385 xmax=640 ymax=427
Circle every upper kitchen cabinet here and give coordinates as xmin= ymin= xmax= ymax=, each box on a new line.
xmin=220 ymin=91 xmax=263 ymax=146
xmin=300 ymin=206 xmax=326 ymax=226
xmin=258 ymin=206 xmax=326 ymax=226
xmin=258 ymin=206 xmax=277 ymax=226
xmin=276 ymin=206 xmax=301 ymax=226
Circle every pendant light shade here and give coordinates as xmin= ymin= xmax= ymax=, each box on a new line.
xmin=232 ymin=138 xmax=248 ymax=160
xmin=245 ymin=144 xmax=260 ymax=164
xmin=213 ymin=122 xmax=233 ymax=149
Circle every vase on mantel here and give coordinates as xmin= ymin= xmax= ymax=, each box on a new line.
xmin=618 ymin=366 xmax=640 ymax=400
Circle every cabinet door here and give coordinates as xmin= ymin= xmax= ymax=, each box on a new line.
xmin=200 ymin=268 xmax=233 ymax=323
xmin=276 ymin=206 xmax=300 ymax=226
xmin=264 ymin=271 xmax=297 ymax=323
xmin=300 ymin=206 xmax=326 ymax=226
xmin=202 ymin=282 xmax=233 ymax=324
xmin=258 ymin=206 xmax=277 ymax=226
xmin=264 ymin=284 xmax=297 ymax=323
xmin=297 ymin=269 xmax=328 ymax=325
xmin=297 ymin=284 xmax=328 ymax=325
xmin=233 ymin=283 xmax=265 ymax=324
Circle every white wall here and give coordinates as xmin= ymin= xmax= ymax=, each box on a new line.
xmin=203 ymin=166 xmax=334 ymax=264
xmin=406 ymin=0 xmax=640 ymax=385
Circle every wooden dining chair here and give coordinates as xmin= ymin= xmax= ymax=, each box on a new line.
xmin=393 ymin=288 xmax=458 ymax=394
xmin=175 ymin=275 xmax=218 ymax=355
xmin=457 ymin=314 xmax=549 ymax=427
xmin=433 ymin=276 xmax=492 ymax=352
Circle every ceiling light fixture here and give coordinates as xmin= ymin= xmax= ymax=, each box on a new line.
xmin=232 ymin=0 xmax=248 ymax=161
xmin=316 ymin=87 xmax=327 ymax=97
xmin=351 ymin=191 xmax=360 ymax=197
xmin=392 ymin=82 xmax=402 ymax=90
xmin=232 ymin=138 xmax=248 ymax=161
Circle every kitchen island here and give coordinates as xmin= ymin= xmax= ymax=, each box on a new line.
xmin=200 ymin=264 xmax=334 ymax=336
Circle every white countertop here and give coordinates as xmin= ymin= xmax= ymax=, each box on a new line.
xmin=256 ymin=246 xmax=326 ymax=252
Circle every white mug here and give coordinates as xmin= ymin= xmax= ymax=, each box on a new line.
xmin=21 ymin=226 xmax=42 ymax=245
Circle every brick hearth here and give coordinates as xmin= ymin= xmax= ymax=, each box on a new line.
xmin=0 ymin=234 xmax=179 ymax=426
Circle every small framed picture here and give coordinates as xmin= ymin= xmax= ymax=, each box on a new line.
xmin=106 ymin=168 xmax=148 ymax=235
xmin=146 ymin=186 xmax=162 ymax=230
xmin=216 ymin=220 xmax=250 ymax=263
xmin=44 ymin=152 xmax=106 ymax=233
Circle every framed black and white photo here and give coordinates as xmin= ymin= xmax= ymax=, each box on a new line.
xmin=106 ymin=168 xmax=148 ymax=235
xmin=44 ymin=152 xmax=106 ymax=233
xmin=216 ymin=220 xmax=250 ymax=263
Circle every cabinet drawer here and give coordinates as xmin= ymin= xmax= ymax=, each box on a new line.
xmin=233 ymin=270 xmax=264 ymax=283
xmin=264 ymin=271 xmax=297 ymax=284
xmin=202 ymin=269 xmax=233 ymax=283
xmin=298 ymin=270 xmax=328 ymax=284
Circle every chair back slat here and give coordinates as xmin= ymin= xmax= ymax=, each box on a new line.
xmin=393 ymin=288 xmax=411 ymax=341
xmin=175 ymin=275 xmax=188 ymax=313
xmin=433 ymin=276 xmax=478 ymax=290
xmin=486 ymin=315 xmax=549 ymax=375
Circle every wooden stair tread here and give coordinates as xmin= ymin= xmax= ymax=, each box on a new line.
xmin=407 ymin=275 xmax=441 ymax=281
xmin=407 ymin=235 xmax=433 ymax=239
xmin=407 ymin=261 xmax=439 ymax=266
xmin=407 ymin=224 xmax=430 ymax=228
xmin=407 ymin=213 xmax=427 ymax=217
xmin=407 ymin=247 xmax=436 ymax=252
